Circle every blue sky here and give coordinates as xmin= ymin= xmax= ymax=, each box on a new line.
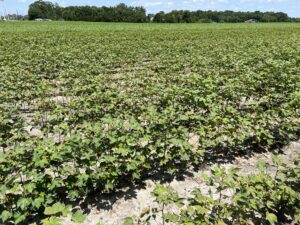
xmin=3 ymin=0 xmax=300 ymax=17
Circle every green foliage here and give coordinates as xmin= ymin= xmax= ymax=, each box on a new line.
xmin=28 ymin=1 xmax=147 ymax=22
xmin=27 ymin=1 xmax=294 ymax=23
xmin=149 ymin=155 xmax=300 ymax=225
xmin=123 ymin=217 xmax=134 ymax=225
xmin=151 ymin=185 xmax=182 ymax=206
xmin=71 ymin=210 xmax=86 ymax=223
xmin=266 ymin=212 xmax=278 ymax=225
xmin=0 ymin=210 xmax=12 ymax=223
xmin=0 ymin=22 xmax=299 ymax=224
xmin=28 ymin=0 xmax=61 ymax=20
xmin=153 ymin=10 xmax=291 ymax=23
xmin=41 ymin=216 xmax=61 ymax=225
xmin=44 ymin=202 xmax=66 ymax=216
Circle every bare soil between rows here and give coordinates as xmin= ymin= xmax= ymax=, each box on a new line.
xmin=59 ymin=141 xmax=300 ymax=225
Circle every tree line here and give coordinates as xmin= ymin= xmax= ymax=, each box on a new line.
xmin=152 ymin=10 xmax=295 ymax=23
xmin=28 ymin=1 xmax=147 ymax=22
xmin=28 ymin=0 xmax=299 ymax=23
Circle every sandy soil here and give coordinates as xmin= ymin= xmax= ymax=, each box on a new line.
xmin=59 ymin=141 xmax=300 ymax=225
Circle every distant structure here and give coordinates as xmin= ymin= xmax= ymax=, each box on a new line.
xmin=245 ymin=19 xmax=258 ymax=23
xmin=35 ymin=18 xmax=52 ymax=21
xmin=0 ymin=0 xmax=8 ymax=21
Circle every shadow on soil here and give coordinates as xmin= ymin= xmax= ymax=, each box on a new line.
xmin=20 ymin=137 xmax=299 ymax=225
xmin=80 ymin=138 xmax=294 ymax=213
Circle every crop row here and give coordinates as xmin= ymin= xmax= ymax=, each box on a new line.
xmin=0 ymin=23 xmax=299 ymax=224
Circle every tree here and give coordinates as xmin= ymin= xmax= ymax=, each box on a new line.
xmin=27 ymin=1 xmax=296 ymax=23
xmin=152 ymin=10 xmax=294 ymax=23
xmin=28 ymin=0 xmax=61 ymax=20
xmin=153 ymin=11 xmax=166 ymax=23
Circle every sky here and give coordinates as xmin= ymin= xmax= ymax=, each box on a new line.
xmin=2 ymin=0 xmax=300 ymax=17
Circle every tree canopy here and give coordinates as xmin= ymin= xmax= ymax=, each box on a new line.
xmin=152 ymin=10 xmax=291 ymax=23
xmin=28 ymin=1 xmax=147 ymax=22
xmin=28 ymin=0 xmax=297 ymax=23
xmin=28 ymin=0 xmax=61 ymax=20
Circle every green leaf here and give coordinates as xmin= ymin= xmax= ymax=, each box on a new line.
xmin=194 ymin=206 xmax=208 ymax=215
xmin=44 ymin=202 xmax=65 ymax=215
xmin=164 ymin=213 xmax=179 ymax=222
xmin=217 ymin=221 xmax=227 ymax=225
xmin=197 ymin=149 xmax=204 ymax=156
xmin=266 ymin=201 xmax=275 ymax=209
xmin=104 ymin=181 xmax=115 ymax=191
xmin=295 ymin=211 xmax=300 ymax=222
xmin=33 ymin=197 xmax=45 ymax=209
xmin=0 ymin=210 xmax=12 ymax=222
xmin=202 ymin=173 xmax=213 ymax=186
xmin=14 ymin=213 xmax=27 ymax=225
xmin=41 ymin=216 xmax=61 ymax=225
xmin=71 ymin=210 xmax=86 ymax=223
xmin=123 ymin=217 xmax=134 ymax=225
xmin=229 ymin=167 xmax=240 ymax=175
xmin=0 ymin=152 xmax=6 ymax=163
xmin=266 ymin=212 xmax=277 ymax=225
xmin=62 ymin=205 xmax=72 ymax=217
xmin=24 ymin=183 xmax=36 ymax=193
xmin=17 ymin=198 xmax=31 ymax=210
